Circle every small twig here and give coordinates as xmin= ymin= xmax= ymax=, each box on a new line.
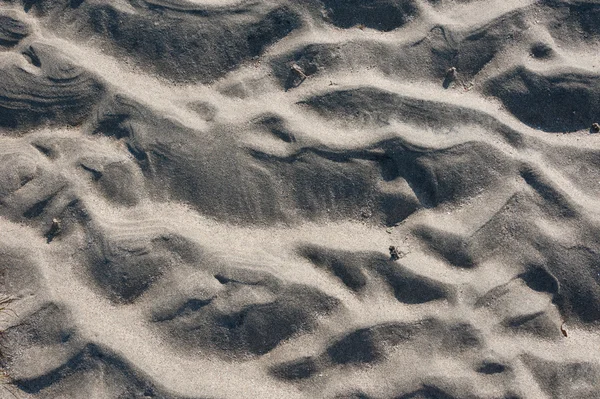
xmin=291 ymin=64 xmax=307 ymax=80
xmin=0 ymin=297 xmax=18 ymax=398
xmin=1 ymin=383 xmax=19 ymax=399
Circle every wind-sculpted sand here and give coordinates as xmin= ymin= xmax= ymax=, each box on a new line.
xmin=0 ymin=0 xmax=599 ymax=398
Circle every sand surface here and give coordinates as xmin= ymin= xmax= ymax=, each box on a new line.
xmin=0 ymin=0 xmax=599 ymax=398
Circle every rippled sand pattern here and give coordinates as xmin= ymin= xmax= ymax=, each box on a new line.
xmin=0 ymin=1 xmax=599 ymax=398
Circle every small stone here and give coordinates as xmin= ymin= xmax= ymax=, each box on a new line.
xmin=46 ymin=218 xmax=61 ymax=243
xmin=389 ymin=245 xmax=401 ymax=261
xmin=560 ymin=322 xmax=568 ymax=337
xmin=445 ymin=67 xmax=457 ymax=80
xmin=591 ymin=123 xmax=600 ymax=133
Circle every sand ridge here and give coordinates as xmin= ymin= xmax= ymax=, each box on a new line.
xmin=0 ymin=0 xmax=599 ymax=398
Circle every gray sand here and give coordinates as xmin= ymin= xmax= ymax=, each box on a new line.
xmin=0 ymin=0 xmax=599 ymax=398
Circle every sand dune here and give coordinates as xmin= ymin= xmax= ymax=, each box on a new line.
xmin=0 ymin=0 xmax=599 ymax=398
